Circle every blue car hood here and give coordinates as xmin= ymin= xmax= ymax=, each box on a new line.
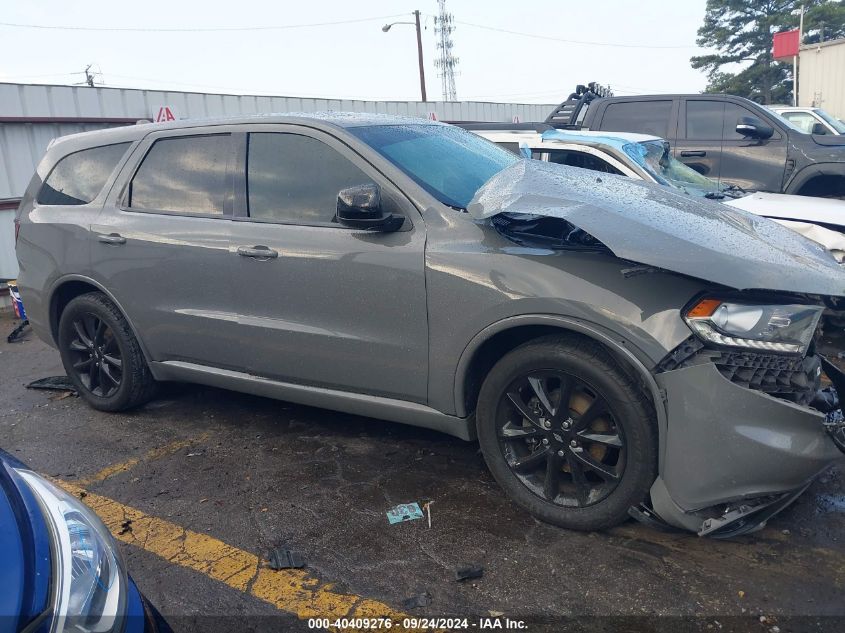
xmin=0 ymin=453 xmax=51 ymax=632
xmin=468 ymin=160 xmax=845 ymax=297
xmin=0 ymin=469 xmax=26 ymax=628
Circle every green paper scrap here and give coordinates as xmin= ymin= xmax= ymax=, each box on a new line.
xmin=386 ymin=502 xmax=424 ymax=524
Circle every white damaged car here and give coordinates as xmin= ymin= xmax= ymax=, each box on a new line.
xmin=466 ymin=126 xmax=845 ymax=262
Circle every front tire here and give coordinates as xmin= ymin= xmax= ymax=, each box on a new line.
xmin=476 ymin=335 xmax=657 ymax=531
xmin=57 ymin=292 xmax=157 ymax=411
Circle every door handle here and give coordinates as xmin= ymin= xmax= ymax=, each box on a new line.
xmin=237 ymin=245 xmax=278 ymax=259
xmin=680 ymin=150 xmax=706 ymax=157
xmin=96 ymin=233 xmax=126 ymax=245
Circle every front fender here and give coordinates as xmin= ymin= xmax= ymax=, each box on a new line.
xmin=452 ymin=314 xmax=671 ymax=472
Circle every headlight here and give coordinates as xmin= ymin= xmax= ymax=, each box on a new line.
xmin=16 ymin=470 xmax=126 ymax=633
xmin=683 ymin=297 xmax=823 ymax=355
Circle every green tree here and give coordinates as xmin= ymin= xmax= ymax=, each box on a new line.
xmin=804 ymin=0 xmax=845 ymax=43
xmin=691 ymin=0 xmax=845 ymax=104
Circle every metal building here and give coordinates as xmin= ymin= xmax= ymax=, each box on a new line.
xmin=0 ymin=81 xmax=557 ymax=279
xmin=799 ymin=37 xmax=845 ymax=120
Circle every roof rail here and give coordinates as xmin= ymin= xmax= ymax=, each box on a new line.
xmin=544 ymin=82 xmax=612 ymax=128
xmin=452 ymin=122 xmax=554 ymax=133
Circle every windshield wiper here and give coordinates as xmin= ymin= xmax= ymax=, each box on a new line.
xmin=704 ymin=191 xmax=726 ymax=200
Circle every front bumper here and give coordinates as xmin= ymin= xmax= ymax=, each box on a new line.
xmin=649 ymin=359 xmax=843 ymax=536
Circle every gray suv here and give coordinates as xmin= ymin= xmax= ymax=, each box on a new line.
xmin=14 ymin=114 xmax=845 ymax=536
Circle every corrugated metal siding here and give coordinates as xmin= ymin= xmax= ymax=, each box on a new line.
xmin=0 ymin=209 xmax=18 ymax=279
xmin=799 ymin=39 xmax=845 ymax=120
xmin=0 ymin=83 xmax=556 ymax=123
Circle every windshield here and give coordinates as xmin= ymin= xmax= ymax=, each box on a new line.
xmin=349 ymin=124 xmax=518 ymax=209
xmin=814 ymin=109 xmax=845 ymax=134
xmin=623 ymin=140 xmax=721 ymax=197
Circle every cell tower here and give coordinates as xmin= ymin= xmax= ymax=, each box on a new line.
xmin=434 ymin=0 xmax=459 ymax=101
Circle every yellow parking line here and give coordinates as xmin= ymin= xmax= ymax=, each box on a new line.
xmin=56 ymin=479 xmax=422 ymax=631
xmin=76 ymin=433 xmax=210 ymax=486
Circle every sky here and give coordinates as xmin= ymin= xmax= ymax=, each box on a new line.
xmin=0 ymin=0 xmax=711 ymax=104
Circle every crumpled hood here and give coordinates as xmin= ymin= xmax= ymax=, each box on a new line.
xmin=468 ymin=160 xmax=845 ymax=297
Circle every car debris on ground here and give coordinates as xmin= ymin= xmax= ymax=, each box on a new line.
xmin=455 ymin=565 xmax=484 ymax=582
xmin=267 ymin=547 xmax=305 ymax=570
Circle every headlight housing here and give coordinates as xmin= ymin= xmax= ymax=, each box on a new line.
xmin=683 ymin=297 xmax=823 ymax=355
xmin=16 ymin=470 xmax=126 ymax=633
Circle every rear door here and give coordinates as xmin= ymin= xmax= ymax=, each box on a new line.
xmin=676 ymin=98 xmax=787 ymax=191
xmin=17 ymin=142 xmax=131 ymax=330
xmin=227 ymin=125 xmax=429 ymax=402
xmin=92 ymin=127 xmax=241 ymax=368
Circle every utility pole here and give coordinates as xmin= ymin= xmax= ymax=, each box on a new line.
xmin=795 ymin=4 xmax=805 ymax=107
xmin=382 ymin=11 xmax=427 ymax=102
xmin=414 ymin=10 xmax=427 ymax=102
xmin=434 ymin=0 xmax=458 ymax=101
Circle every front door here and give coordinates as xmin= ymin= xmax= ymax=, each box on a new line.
xmin=675 ymin=98 xmax=787 ymax=192
xmin=227 ymin=127 xmax=429 ymax=403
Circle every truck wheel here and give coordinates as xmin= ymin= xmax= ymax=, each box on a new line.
xmin=476 ymin=335 xmax=657 ymax=531
xmin=57 ymin=292 xmax=157 ymax=412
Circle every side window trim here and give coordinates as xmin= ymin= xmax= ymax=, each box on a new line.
xmin=231 ymin=125 xmax=414 ymax=230
xmin=118 ymin=130 xmax=235 ymax=219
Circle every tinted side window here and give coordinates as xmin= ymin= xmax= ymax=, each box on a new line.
xmin=37 ymin=143 xmax=131 ymax=205
xmin=129 ymin=135 xmax=231 ymax=216
xmin=247 ymin=133 xmax=370 ymax=225
xmin=545 ymin=149 xmax=623 ymax=175
xmin=599 ymin=101 xmax=672 ymax=138
xmin=686 ymin=101 xmax=764 ymax=140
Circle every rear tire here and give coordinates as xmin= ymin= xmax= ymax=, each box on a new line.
xmin=476 ymin=335 xmax=657 ymax=531
xmin=57 ymin=292 xmax=157 ymax=411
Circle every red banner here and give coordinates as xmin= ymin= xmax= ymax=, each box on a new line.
xmin=773 ymin=29 xmax=800 ymax=59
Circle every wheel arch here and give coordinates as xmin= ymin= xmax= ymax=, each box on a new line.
xmin=48 ymin=274 xmax=155 ymax=367
xmin=454 ymin=315 xmax=668 ymax=465
xmin=786 ymin=163 xmax=845 ymax=197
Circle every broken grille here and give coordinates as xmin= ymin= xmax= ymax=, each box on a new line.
xmin=657 ymin=337 xmax=822 ymax=407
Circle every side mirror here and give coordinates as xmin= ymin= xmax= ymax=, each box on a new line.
xmin=336 ymin=183 xmax=403 ymax=232
xmin=736 ymin=116 xmax=774 ymax=140
xmin=811 ymin=122 xmax=828 ymax=135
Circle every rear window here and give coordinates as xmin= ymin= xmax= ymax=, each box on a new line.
xmin=128 ymin=135 xmax=231 ymax=216
xmin=37 ymin=143 xmax=130 ymax=206
xmin=599 ymin=101 xmax=672 ymax=138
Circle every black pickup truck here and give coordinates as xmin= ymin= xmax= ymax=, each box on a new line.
xmin=546 ymin=85 xmax=845 ymax=197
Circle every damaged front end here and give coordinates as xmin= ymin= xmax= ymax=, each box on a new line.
xmin=646 ymin=325 xmax=845 ymax=538
xmin=469 ymin=160 xmax=845 ymax=538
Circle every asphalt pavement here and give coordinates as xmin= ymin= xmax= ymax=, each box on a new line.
xmin=2 ymin=310 xmax=845 ymax=633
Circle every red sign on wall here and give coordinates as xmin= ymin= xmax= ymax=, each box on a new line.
xmin=773 ymin=29 xmax=800 ymax=60
xmin=153 ymin=106 xmax=176 ymax=123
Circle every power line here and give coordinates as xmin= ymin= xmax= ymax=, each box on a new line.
xmin=452 ymin=19 xmax=698 ymax=50
xmin=0 ymin=14 xmax=407 ymax=33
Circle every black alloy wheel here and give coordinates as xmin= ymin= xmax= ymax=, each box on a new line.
xmin=497 ymin=370 xmax=625 ymax=508
xmin=67 ymin=312 xmax=123 ymax=397
xmin=57 ymin=291 xmax=157 ymax=411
